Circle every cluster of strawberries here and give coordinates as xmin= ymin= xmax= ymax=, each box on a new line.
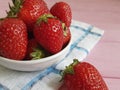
xmin=0 ymin=0 xmax=72 ymax=60
xmin=0 ymin=0 xmax=109 ymax=89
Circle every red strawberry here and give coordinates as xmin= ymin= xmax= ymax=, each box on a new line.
xmin=25 ymin=39 xmax=38 ymax=60
xmin=62 ymin=24 xmax=71 ymax=46
xmin=34 ymin=14 xmax=64 ymax=54
xmin=0 ymin=18 xmax=28 ymax=60
xmin=25 ymin=39 xmax=50 ymax=60
xmin=7 ymin=0 xmax=50 ymax=30
xmin=50 ymin=2 xmax=72 ymax=27
xmin=59 ymin=59 xmax=108 ymax=90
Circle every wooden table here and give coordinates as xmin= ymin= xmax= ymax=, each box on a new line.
xmin=0 ymin=0 xmax=120 ymax=90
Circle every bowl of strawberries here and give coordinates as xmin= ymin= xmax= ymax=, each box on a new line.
xmin=0 ymin=0 xmax=72 ymax=71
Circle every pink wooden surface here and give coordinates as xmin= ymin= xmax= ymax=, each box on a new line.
xmin=0 ymin=0 xmax=120 ymax=90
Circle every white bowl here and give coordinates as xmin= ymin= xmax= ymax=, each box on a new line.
xmin=0 ymin=38 xmax=72 ymax=71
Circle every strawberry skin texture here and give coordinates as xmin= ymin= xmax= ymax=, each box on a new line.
xmin=0 ymin=18 xmax=28 ymax=60
xmin=59 ymin=84 xmax=68 ymax=90
xmin=50 ymin=2 xmax=72 ymax=27
xmin=60 ymin=62 xmax=108 ymax=90
xmin=18 ymin=0 xmax=49 ymax=30
xmin=34 ymin=18 xmax=64 ymax=54
xmin=63 ymin=27 xmax=71 ymax=46
xmin=25 ymin=39 xmax=38 ymax=60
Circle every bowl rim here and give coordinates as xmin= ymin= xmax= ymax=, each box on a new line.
xmin=0 ymin=38 xmax=72 ymax=64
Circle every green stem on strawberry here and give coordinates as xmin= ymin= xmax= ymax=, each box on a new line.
xmin=0 ymin=18 xmax=4 ymax=21
xmin=30 ymin=46 xmax=51 ymax=60
xmin=30 ymin=47 xmax=45 ymax=60
xmin=60 ymin=59 xmax=79 ymax=81
xmin=62 ymin=23 xmax=67 ymax=36
xmin=6 ymin=0 xmax=23 ymax=18
xmin=36 ymin=14 xmax=55 ymax=24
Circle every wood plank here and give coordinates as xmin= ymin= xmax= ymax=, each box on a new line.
xmin=85 ymin=42 xmax=120 ymax=77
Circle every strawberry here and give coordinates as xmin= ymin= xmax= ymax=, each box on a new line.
xmin=50 ymin=2 xmax=72 ymax=27
xmin=59 ymin=59 xmax=108 ymax=90
xmin=34 ymin=14 xmax=64 ymax=54
xmin=25 ymin=39 xmax=50 ymax=60
xmin=0 ymin=18 xmax=28 ymax=60
xmin=62 ymin=23 xmax=71 ymax=46
xmin=7 ymin=0 xmax=50 ymax=30
xmin=25 ymin=39 xmax=38 ymax=60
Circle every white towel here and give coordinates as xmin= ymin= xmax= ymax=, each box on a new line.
xmin=0 ymin=20 xmax=104 ymax=90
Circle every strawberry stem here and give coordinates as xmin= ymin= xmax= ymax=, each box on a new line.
xmin=0 ymin=18 xmax=5 ymax=21
xmin=73 ymin=59 xmax=79 ymax=66
xmin=30 ymin=46 xmax=51 ymax=60
xmin=36 ymin=14 xmax=55 ymax=24
xmin=6 ymin=0 xmax=23 ymax=18
xmin=30 ymin=47 xmax=45 ymax=60
xmin=62 ymin=23 xmax=67 ymax=36
xmin=60 ymin=59 xmax=79 ymax=81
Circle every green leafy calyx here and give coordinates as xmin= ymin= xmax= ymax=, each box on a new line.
xmin=62 ymin=23 xmax=68 ymax=36
xmin=60 ymin=59 xmax=79 ymax=80
xmin=30 ymin=47 xmax=45 ymax=60
xmin=36 ymin=14 xmax=55 ymax=24
xmin=7 ymin=0 xmax=23 ymax=17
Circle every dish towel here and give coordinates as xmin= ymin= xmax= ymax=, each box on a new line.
xmin=0 ymin=20 xmax=104 ymax=90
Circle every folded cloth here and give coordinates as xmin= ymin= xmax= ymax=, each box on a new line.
xmin=0 ymin=20 xmax=104 ymax=90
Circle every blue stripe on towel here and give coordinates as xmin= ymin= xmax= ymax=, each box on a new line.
xmin=22 ymin=24 xmax=100 ymax=90
xmin=70 ymin=25 xmax=93 ymax=52
xmin=71 ymin=25 xmax=89 ymax=31
xmin=0 ymin=84 xmax=9 ymax=90
xmin=75 ymin=46 xmax=89 ymax=54
xmin=22 ymin=67 xmax=61 ymax=90
xmin=71 ymin=25 xmax=102 ymax=37
xmin=89 ymin=31 xmax=102 ymax=37
xmin=22 ymin=68 xmax=54 ymax=90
